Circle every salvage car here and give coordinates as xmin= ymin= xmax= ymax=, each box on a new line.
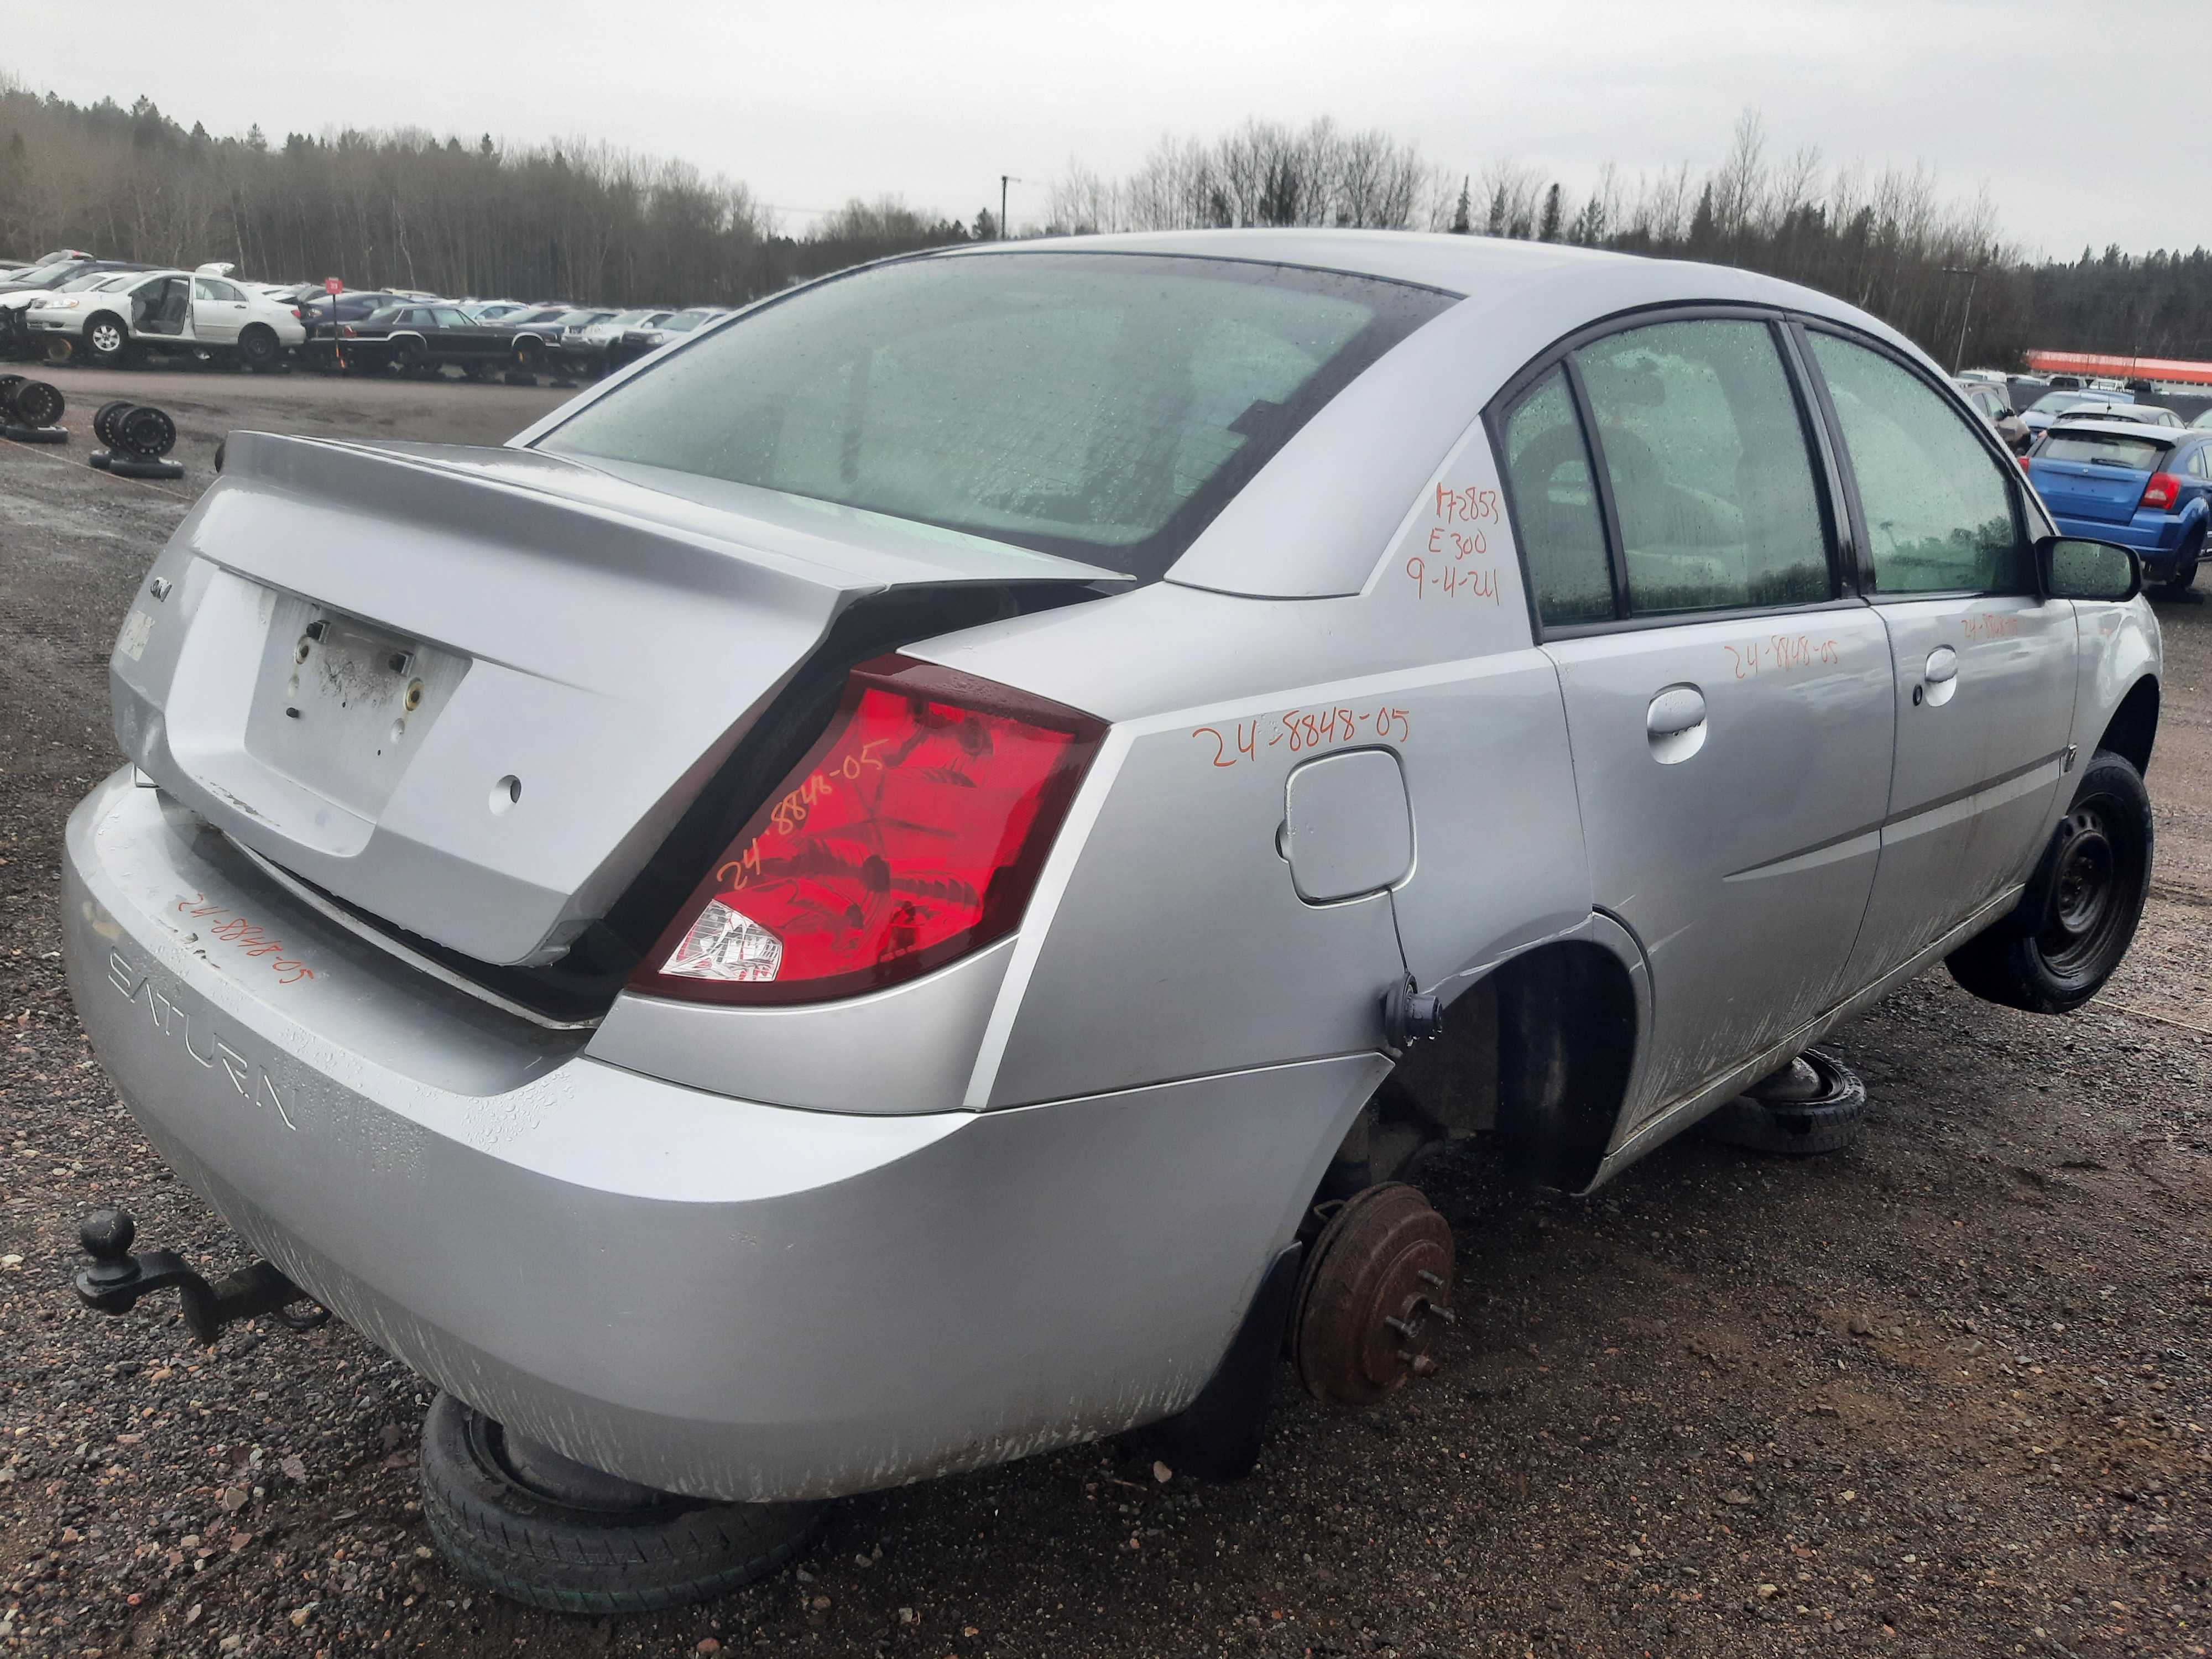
xmin=65 ymin=231 xmax=2159 ymax=1614
xmin=28 ymin=266 xmax=305 ymax=368
xmin=1954 ymin=375 xmax=2030 ymax=453
xmin=335 ymin=302 xmax=531 ymax=378
xmin=603 ymin=304 xmax=726 ymax=372
xmin=561 ymin=307 xmax=677 ymax=375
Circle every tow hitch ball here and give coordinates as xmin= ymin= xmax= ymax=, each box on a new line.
xmin=72 ymin=1208 xmax=330 ymax=1345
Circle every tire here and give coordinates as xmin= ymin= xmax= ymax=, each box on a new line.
xmin=237 ymin=325 xmax=280 ymax=373
xmin=2158 ymin=526 xmax=2203 ymax=595
xmin=85 ymin=314 xmax=132 ymax=367
xmin=1700 ymin=1047 xmax=1866 ymax=1156
xmin=513 ymin=336 xmax=545 ymax=375
xmin=392 ymin=338 xmax=429 ymax=378
xmin=417 ymin=1393 xmax=825 ymax=1615
xmin=1947 ymin=749 xmax=2152 ymax=1014
xmin=92 ymin=400 xmax=132 ymax=449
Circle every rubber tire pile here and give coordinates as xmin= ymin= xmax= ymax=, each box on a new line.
xmin=0 ymin=373 xmax=67 ymax=441
xmin=90 ymin=399 xmax=184 ymax=479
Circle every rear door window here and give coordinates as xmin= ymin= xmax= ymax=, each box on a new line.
xmin=1498 ymin=367 xmax=1613 ymax=625
xmin=1573 ymin=318 xmax=1832 ymax=614
xmin=1809 ymin=332 xmax=2028 ymax=594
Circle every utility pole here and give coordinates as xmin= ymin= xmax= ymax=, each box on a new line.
xmin=1944 ymin=265 xmax=1981 ymax=374
xmin=1000 ymin=174 xmax=1022 ymax=241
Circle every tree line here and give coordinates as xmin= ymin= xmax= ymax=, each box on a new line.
xmin=2 ymin=77 xmax=2206 ymax=370
xmin=0 ymin=79 xmax=993 ymax=306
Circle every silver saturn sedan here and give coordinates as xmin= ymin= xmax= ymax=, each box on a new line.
xmin=62 ymin=230 xmax=2159 ymax=1611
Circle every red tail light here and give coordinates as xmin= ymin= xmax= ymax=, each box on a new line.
xmin=340 ymin=324 xmax=358 ymax=338
xmin=632 ymin=655 xmax=1106 ymax=1006
xmin=2140 ymin=471 xmax=2183 ymax=510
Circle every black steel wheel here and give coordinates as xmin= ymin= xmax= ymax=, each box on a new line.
xmin=1947 ymin=749 xmax=2152 ymax=1014
xmin=512 ymin=336 xmax=545 ymax=375
xmin=92 ymin=400 xmax=132 ymax=449
xmin=1700 ymin=1047 xmax=1866 ymax=1156
xmin=237 ymin=324 xmax=281 ymax=372
xmin=8 ymin=378 xmax=62 ymax=428
xmin=417 ymin=1393 xmax=825 ymax=1614
xmin=114 ymin=404 xmax=176 ymax=460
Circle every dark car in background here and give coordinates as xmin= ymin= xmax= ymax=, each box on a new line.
xmin=336 ymin=303 xmax=529 ymax=378
xmin=299 ymin=289 xmax=411 ymax=346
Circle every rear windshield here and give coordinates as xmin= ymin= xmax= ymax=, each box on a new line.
xmin=2029 ymin=392 xmax=2107 ymax=414
xmin=2038 ymin=432 xmax=2169 ymax=469
xmin=540 ymin=252 xmax=1453 ymax=580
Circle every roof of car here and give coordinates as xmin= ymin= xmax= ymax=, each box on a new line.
xmin=926 ymin=229 xmax=1923 ymax=361
xmin=2046 ymin=419 xmax=2182 ymax=441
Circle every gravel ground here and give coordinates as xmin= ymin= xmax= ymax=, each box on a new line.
xmin=2 ymin=367 xmax=2208 ymax=1659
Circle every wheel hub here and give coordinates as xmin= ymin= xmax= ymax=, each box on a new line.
xmin=1292 ymin=1182 xmax=1456 ymax=1408
xmin=2041 ymin=807 xmax=2117 ymax=966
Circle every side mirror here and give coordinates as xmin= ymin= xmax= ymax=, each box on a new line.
xmin=2039 ymin=535 xmax=2140 ymax=602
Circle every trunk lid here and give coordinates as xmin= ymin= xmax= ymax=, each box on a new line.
xmin=111 ymin=432 xmax=1122 ymax=966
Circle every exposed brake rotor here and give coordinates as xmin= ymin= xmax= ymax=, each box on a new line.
xmin=1291 ymin=1182 xmax=1457 ymax=1408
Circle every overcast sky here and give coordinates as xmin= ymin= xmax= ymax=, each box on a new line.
xmin=11 ymin=0 xmax=2206 ymax=258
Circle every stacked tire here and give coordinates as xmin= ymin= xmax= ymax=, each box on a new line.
xmin=0 ymin=374 xmax=67 ymax=441
xmin=90 ymin=400 xmax=183 ymax=478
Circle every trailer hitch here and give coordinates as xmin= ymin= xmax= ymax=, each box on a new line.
xmin=72 ymin=1208 xmax=330 ymax=1345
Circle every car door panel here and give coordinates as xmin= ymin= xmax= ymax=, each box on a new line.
xmin=1497 ymin=317 xmax=1891 ymax=1126
xmin=1804 ymin=329 xmax=2081 ymax=985
xmin=1548 ymin=611 xmax=1892 ymax=1119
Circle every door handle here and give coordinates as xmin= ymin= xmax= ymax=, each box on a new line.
xmin=1646 ymin=685 xmax=1707 ymax=763
xmin=1921 ymin=645 xmax=1959 ymax=707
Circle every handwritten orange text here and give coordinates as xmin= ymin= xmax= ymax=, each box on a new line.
xmin=1723 ymin=635 xmax=1841 ymax=680
xmin=1961 ymin=612 xmax=2021 ymax=642
xmin=173 ymin=894 xmax=316 ymax=985
xmin=1193 ymin=704 xmax=1413 ymax=769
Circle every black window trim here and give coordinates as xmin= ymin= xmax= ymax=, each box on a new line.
xmin=1793 ymin=316 xmax=2048 ymax=603
xmin=1485 ymin=300 xmax=1864 ymax=644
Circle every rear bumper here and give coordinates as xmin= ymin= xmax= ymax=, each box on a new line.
xmin=64 ymin=769 xmax=1378 ymax=1500
xmin=2048 ymin=509 xmax=2193 ymax=564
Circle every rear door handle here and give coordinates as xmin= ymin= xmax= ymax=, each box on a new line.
xmin=1919 ymin=645 xmax=1959 ymax=707
xmin=1646 ymin=685 xmax=1708 ymax=763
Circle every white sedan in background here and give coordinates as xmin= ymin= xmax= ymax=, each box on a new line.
xmin=27 ymin=264 xmax=306 ymax=369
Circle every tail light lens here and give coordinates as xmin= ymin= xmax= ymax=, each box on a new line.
xmin=632 ymin=655 xmax=1106 ymax=1006
xmin=2140 ymin=471 xmax=2183 ymax=510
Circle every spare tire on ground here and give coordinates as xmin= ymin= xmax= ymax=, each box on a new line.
xmin=1699 ymin=1047 xmax=1866 ymax=1156
xmin=417 ymin=1392 xmax=826 ymax=1614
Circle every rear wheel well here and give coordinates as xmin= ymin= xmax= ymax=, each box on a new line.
xmin=1384 ymin=938 xmax=1637 ymax=1193
xmin=2098 ymin=676 xmax=2158 ymax=776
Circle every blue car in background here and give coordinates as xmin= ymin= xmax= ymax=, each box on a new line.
xmin=2026 ymin=419 xmax=2212 ymax=593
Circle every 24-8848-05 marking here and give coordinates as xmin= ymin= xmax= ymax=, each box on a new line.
xmin=1194 ymin=704 xmax=1413 ymax=769
xmin=1724 ymin=634 xmax=1841 ymax=680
